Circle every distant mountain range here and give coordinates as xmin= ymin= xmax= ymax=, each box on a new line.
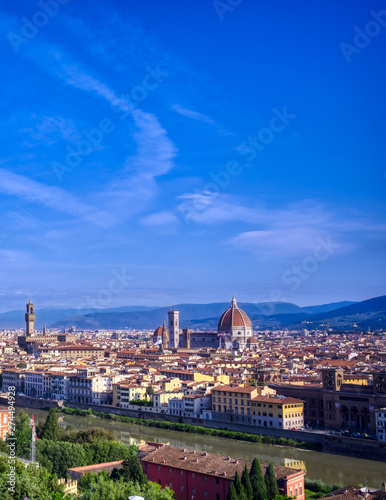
xmin=2 ymin=296 xmax=385 ymax=332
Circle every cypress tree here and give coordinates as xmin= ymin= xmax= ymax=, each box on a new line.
xmin=121 ymin=455 xmax=147 ymax=485
xmin=250 ymin=458 xmax=268 ymax=500
xmin=265 ymin=463 xmax=280 ymax=500
xmin=234 ymin=470 xmax=248 ymax=500
xmin=40 ymin=408 xmax=60 ymax=442
xmin=242 ymin=463 xmax=254 ymax=500
xmin=227 ymin=482 xmax=238 ymax=500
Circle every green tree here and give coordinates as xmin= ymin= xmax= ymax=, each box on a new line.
xmin=146 ymin=385 xmax=155 ymax=399
xmin=250 ymin=458 xmax=268 ymax=500
xmin=227 ymin=482 xmax=238 ymax=500
xmin=40 ymin=409 xmax=60 ymax=442
xmin=7 ymin=410 xmax=31 ymax=458
xmin=119 ymin=455 xmax=147 ymax=486
xmin=234 ymin=470 xmax=247 ymax=499
xmin=265 ymin=463 xmax=279 ymax=500
xmin=0 ymin=462 xmax=66 ymax=500
xmin=242 ymin=463 xmax=254 ymax=499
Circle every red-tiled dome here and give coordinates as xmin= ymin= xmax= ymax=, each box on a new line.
xmin=218 ymin=296 xmax=252 ymax=331
xmin=153 ymin=326 xmax=163 ymax=338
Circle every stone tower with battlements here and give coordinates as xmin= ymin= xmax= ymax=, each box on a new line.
xmin=25 ymin=299 xmax=35 ymax=336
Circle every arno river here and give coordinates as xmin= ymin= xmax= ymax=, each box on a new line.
xmin=22 ymin=408 xmax=386 ymax=489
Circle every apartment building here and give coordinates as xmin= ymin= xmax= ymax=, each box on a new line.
xmin=0 ymin=406 xmax=11 ymax=440
xmin=251 ymin=395 xmax=304 ymax=429
xmin=1 ymin=369 xmax=25 ymax=393
xmin=25 ymin=371 xmax=45 ymax=398
xmin=211 ymin=385 xmax=276 ymax=424
xmin=50 ymin=372 xmax=74 ymax=400
xmin=182 ymin=395 xmax=211 ymax=418
xmin=68 ymin=375 xmax=112 ymax=405
xmin=153 ymin=390 xmax=184 ymax=409
xmin=113 ymin=383 xmax=148 ymax=408
xmin=141 ymin=444 xmax=305 ymax=500
xmin=376 ymin=408 xmax=386 ymax=441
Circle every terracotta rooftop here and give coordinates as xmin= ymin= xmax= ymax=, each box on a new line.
xmin=67 ymin=460 xmax=123 ymax=473
xmin=212 ymin=385 xmax=258 ymax=394
xmin=320 ymin=486 xmax=386 ymax=500
xmin=142 ymin=445 xmax=303 ymax=481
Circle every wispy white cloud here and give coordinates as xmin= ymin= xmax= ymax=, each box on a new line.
xmin=231 ymin=227 xmax=330 ymax=258
xmin=17 ymin=40 xmax=178 ymax=220
xmin=176 ymin=192 xmax=385 ymax=258
xmin=172 ymin=104 xmax=232 ymax=136
xmin=0 ymin=168 xmax=113 ymax=227
xmin=19 ymin=114 xmax=80 ymax=145
xmin=141 ymin=211 xmax=179 ymax=226
xmin=172 ymin=104 xmax=215 ymax=125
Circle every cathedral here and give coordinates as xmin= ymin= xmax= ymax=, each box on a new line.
xmin=217 ymin=295 xmax=253 ymax=351
xmin=153 ymin=296 xmax=254 ymax=351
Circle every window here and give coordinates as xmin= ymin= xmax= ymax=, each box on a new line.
xmin=180 ymin=470 xmax=183 ymax=477
xmin=216 ymin=478 xmax=219 ymax=485
xmin=168 ymin=468 xmax=172 ymax=475
xmin=192 ymin=488 xmax=195 ymax=495
xmin=216 ymin=494 xmax=220 ymax=500
xmin=192 ymin=473 xmax=195 ymax=479
xmin=300 ymin=485 xmax=303 ymax=495
xmin=158 ymin=465 xmax=161 ymax=471
xmin=204 ymin=491 xmax=208 ymax=498
xmin=180 ymin=485 xmax=184 ymax=492
xmin=203 ymin=475 xmax=207 ymax=482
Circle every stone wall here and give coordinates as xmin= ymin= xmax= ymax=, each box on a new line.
xmin=322 ymin=435 xmax=386 ymax=461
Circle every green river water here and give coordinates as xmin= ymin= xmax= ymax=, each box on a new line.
xmin=21 ymin=408 xmax=386 ymax=489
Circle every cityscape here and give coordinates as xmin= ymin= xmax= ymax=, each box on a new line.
xmin=1 ymin=1 xmax=386 ymax=500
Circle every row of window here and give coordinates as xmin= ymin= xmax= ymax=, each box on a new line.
xmin=165 ymin=484 xmax=215 ymax=498
xmin=289 ymin=484 xmax=303 ymax=497
xmin=213 ymin=397 xmax=251 ymax=405
xmin=213 ymin=405 xmax=250 ymax=415
xmin=213 ymin=392 xmax=249 ymax=397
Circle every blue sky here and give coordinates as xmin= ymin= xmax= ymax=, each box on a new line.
xmin=0 ymin=0 xmax=385 ymax=312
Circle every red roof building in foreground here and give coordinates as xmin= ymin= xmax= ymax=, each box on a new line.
xmin=141 ymin=444 xmax=305 ymax=500
xmin=217 ymin=295 xmax=253 ymax=352
xmin=0 ymin=406 xmax=10 ymax=440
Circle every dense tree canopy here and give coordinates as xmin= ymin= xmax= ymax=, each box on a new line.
xmin=265 ymin=463 xmax=280 ymax=500
xmin=250 ymin=458 xmax=268 ymax=500
xmin=40 ymin=409 xmax=61 ymax=442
